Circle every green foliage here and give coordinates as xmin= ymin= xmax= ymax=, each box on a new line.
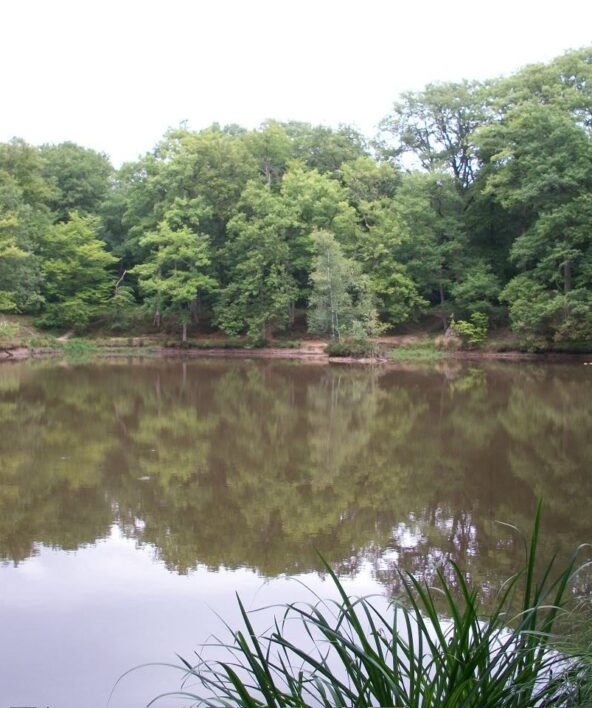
xmin=451 ymin=263 xmax=501 ymax=319
xmin=39 ymin=142 xmax=113 ymax=222
xmin=308 ymin=230 xmax=381 ymax=340
xmin=451 ymin=312 xmax=489 ymax=348
xmin=216 ymin=181 xmax=297 ymax=342
xmin=61 ymin=338 xmax=97 ymax=359
xmin=391 ymin=341 xmax=443 ymax=362
xmin=35 ymin=212 xmax=116 ymax=331
xmin=282 ymin=121 xmax=368 ymax=174
xmin=325 ymin=338 xmax=382 ymax=358
xmin=159 ymin=505 xmax=588 ymax=707
xmin=1 ymin=48 xmax=592 ymax=343
xmin=106 ymin=282 xmax=137 ymax=332
xmin=132 ymin=211 xmax=217 ymax=339
xmin=386 ymin=172 xmax=466 ymax=328
xmin=380 ymin=79 xmax=486 ymax=190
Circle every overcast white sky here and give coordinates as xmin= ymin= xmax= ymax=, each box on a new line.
xmin=2 ymin=0 xmax=591 ymax=165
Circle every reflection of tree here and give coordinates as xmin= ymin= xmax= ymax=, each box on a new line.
xmin=500 ymin=366 xmax=592 ymax=554
xmin=0 ymin=360 xmax=590 ymax=598
xmin=0 ymin=364 xmax=117 ymax=562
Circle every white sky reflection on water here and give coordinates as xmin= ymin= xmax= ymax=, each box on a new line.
xmin=0 ymin=527 xmax=384 ymax=708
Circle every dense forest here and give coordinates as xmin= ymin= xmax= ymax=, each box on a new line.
xmin=1 ymin=47 xmax=592 ymax=347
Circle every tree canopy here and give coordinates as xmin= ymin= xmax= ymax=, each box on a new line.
xmin=1 ymin=47 xmax=592 ymax=344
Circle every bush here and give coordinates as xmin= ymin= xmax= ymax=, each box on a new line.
xmin=325 ymin=338 xmax=382 ymax=358
xmin=61 ymin=338 xmax=96 ymax=359
xmin=36 ymin=298 xmax=96 ymax=333
xmin=451 ymin=312 xmax=489 ymax=348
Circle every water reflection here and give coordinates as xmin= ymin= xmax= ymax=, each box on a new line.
xmin=0 ymin=359 xmax=591 ymax=592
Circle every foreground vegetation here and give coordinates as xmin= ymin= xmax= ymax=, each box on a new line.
xmin=2 ymin=48 xmax=592 ymax=350
xmin=150 ymin=504 xmax=590 ymax=706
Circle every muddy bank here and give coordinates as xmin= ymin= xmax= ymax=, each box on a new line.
xmin=0 ymin=347 xmax=30 ymax=361
xmin=155 ymin=346 xmax=328 ymax=361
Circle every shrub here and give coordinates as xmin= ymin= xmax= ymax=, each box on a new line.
xmin=325 ymin=338 xmax=382 ymax=358
xmin=451 ymin=312 xmax=489 ymax=348
xmin=61 ymin=338 xmax=96 ymax=359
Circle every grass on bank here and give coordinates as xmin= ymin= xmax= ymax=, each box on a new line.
xmin=391 ymin=341 xmax=444 ymax=363
xmin=141 ymin=502 xmax=590 ymax=707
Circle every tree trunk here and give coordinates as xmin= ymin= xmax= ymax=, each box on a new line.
xmin=439 ymin=283 xmax=447 ymax=331
xmin=155 ymin=268 xmax=163 ymax=328
xmin=264 ymin=160 xmax=272 ymax=189
xmin=182 ymin=322 xmax=187 ymax=342
xmin=259 ymin=284 xmax=267 ymax=342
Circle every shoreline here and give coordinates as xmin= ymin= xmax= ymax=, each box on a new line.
xmin=2 ymin=344 xmax=591 ymax=365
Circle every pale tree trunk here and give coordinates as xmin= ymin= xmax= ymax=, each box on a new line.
xmin=182 ymin=322 xmax=187 ymax=342
xmin=327 ymin=264 xmax=338 ymax=340
xmin=439 ymin=283 xmax=447 ymax=331
xmin=264 ymin=160 xmax=272 ymax=189
xmin=154 ymin=268 xmax=163 ymax=328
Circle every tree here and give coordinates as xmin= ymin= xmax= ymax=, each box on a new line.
xmin=308 ymin=230 xmax=380 ymax=340
xmin=481 ymin=103 xmax=592 ymax=340
xmin=491 ymin=47 xmax=592 ymax=132
xmin=36 ymin=213 xmax=117 ymax=330
xmin=40 ymin=142 xmax=113 ymax=222
xmin=388 ymin=172 xmax=467 ymax=328
xmin=379 ymin=81 xmax=487 ymax=191
xmin=0 ymin=213 xmax=27 ymax=311
xmin=244 ymin=121 xmax=293 ymax=188
xmin=281 ymin=122 xmax=368 ymax=175
xmin=279 ymin=163 xmax=360 ymax=290
xmin=216 ymin=182 xmax=297 ymax=341
xmin=132 ymin=212 xmax=217 ymax=340
xmin=0 ymin=139 xmax=53 ymax=313
xmin=451 ymin=263 xmax=501 ymax=319
xmin=119 ymin=126 xmax=258 ymax=270
xmin=341 ymin=158 xmax=425 ymax=326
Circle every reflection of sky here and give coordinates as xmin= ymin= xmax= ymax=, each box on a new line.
xmin=0 ymin=526 xmax=385 ymax=708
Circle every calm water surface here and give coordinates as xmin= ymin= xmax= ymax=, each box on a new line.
xmin=0 ymin=358 xmax=591 ymax=706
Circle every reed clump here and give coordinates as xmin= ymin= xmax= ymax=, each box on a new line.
xmin=145 ymin=502 xmax=590 ymax=707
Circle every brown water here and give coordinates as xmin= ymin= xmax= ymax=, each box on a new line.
xmin=0 ymin=358 xmax=591 ymax=706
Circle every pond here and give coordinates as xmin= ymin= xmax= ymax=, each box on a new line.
xmin=0 ymin=358 xmax=591 ymax=706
